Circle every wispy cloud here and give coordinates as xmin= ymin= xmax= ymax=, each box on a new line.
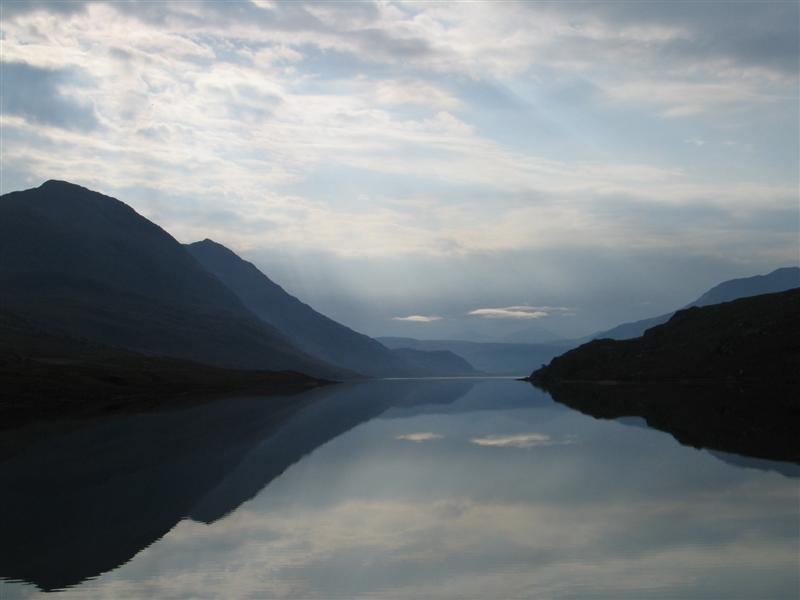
xmin=395 ymin=433 xmax=444 ymax=442
xmin=470 ymin=433 xmax=576 ymax=448
xmin=468 ymin=306 xmax=574 ymax=319
xmin=392 ymin=315 xmax=442 ymax=323
xmin=684 ymin=138 xmax=706 ymax=147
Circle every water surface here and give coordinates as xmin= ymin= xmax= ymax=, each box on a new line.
xmin=1 ymin=379 xmax=797 ymax=599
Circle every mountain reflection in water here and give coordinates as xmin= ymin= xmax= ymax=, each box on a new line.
xmin=1 ymin=379 xmax=797 ymax=599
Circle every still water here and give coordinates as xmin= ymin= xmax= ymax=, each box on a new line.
xmin=1 ymin=379 xmax=798 ymax=599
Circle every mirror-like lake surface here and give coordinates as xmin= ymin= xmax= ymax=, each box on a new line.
xmin=1 ymin=379 xmax=798 ymax=599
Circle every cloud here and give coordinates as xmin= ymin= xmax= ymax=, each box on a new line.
xmin=0 ymin=0 xmax=89 ymax=18
xmin=603 ymin=79 xmax=776 ymax=118
xmin=468 ymin=306 xmax=574 ymax=319
xmin=394 ymin=433 xmax=444 ymax=443
xmin=470 ymin=433 xmax=576 ymax=448
xmin=0 ymin=61 xmax=99 ymax=131
xmin=373 ymin=78 xmax=460 ymax=110
xmin=550 ymin=1 xmax=800 ymax=75
xmin=0 ymin=0 xmax=796 ymax=337
xmin=391 ymin=315 xmax=443 ymax=323
xmin=684 ymin=138 xmax=706 ymax=147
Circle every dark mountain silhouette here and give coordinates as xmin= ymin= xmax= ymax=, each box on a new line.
xmin=0 ymin=309 xmax=327 ymax=427
xmin=379 ymin=336 xmax=568 ymax=375
xmin=587 ymin=266 xmax=799 ymax=341
xmin=0 ymin=379 xmax=474 ymax=591
xmin=530 ymin=288 xmax=800 ymax=385
xmin=186 ymin=239 xmax=477 ymax=376
xmin=0 ymin=181 xmax=346 ymax=378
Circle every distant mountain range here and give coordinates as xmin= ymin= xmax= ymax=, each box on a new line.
xmin=378 ymin=337 xmax=569 ymax=375
xmin=497 ymin=323 xmax=562 ymax=344
xmin=0 ymin=181 xmax=475 ymax=382
xmin=585 ymin=266 xmax=799 ymax=341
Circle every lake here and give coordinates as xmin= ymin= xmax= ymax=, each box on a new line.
xmin=1 ymin=379 xmax=798 ymax=599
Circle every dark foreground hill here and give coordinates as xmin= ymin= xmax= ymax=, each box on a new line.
xmin=0 ymin=181 xmax=345 ymax=378
xmin=587 ymin=266 xmax=799 ymax=341
xmin=529 ymin=288 xmax=800 ymax=385
xmin=0 ymin=310 xmax=328 ymax=427
xmin=187 ymin=240 xmax=477 ymax=377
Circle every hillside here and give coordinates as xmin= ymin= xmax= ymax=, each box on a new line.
xmin=529 ymin=288 xmax=800 ymax=385
xmin=187 ymin=239 xmax=477 ymax=377
xmin=0 ymin=181 xmax=345 ymax=378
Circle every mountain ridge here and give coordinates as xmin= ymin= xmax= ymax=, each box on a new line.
xmin=584 ymin=266 xmax=800 ymax=342
xmin=186 ymin=239 xmax=478 ymax=377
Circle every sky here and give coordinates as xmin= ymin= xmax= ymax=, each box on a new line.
xmin=1 ymin=0 xmax=798 ymax=340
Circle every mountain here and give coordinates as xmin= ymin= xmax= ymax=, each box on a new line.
xmin=379 ymin=337 xmax=568 ymax=375
xmin=186 ymin=239 xmax=477 ymax=377
xmin=588 ymin=266 xmax=799 ymax=341
xmin=529 ymin=288 xmax=800 ymax=384
xmin=499 ymin=323 xmax=561 ymax=344
xmin=692 ymin=266 xmax=799 ymax=307
xmin=388 ymin=348 xmax=478 ymax=376
xmin=0 ymin=181 xmax=345 ymax=378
